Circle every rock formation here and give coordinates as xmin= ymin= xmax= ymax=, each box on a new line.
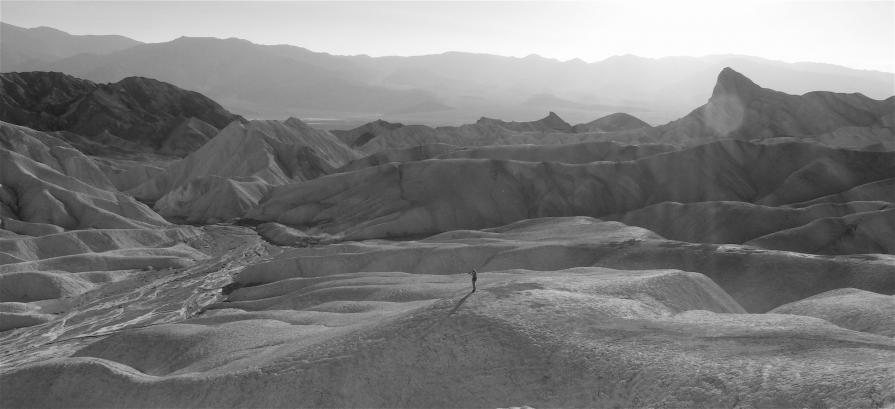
xmin=604 ymin=67 xmax=895 ymax=147
xmin=130 ymin=118 xmax=359 ymax=223
xmin=0 ymin=71 xmax=244 ymax=156
xmin=338 ymin=141 xmax=676 ymax=173
xmin=247 ymin=140 xmax=895 ymax=246
xmin=0 ymin=121 xmax=216 ymax=332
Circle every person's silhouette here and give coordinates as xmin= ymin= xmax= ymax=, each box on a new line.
xmin=466 ymin=268 xmax=478 ymax=292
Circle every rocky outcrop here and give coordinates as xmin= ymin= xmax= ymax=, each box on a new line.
xmin=130 ymin=118 xmax=360 ymax=223
xmin=0 ymin=122 xmax=168 ymax=229
xmin=0 ymin=72 xmax=244 ymax=156
xmin=0 ymin=121 xmax=210 ymax=332
xmin=476 ymin=111 xmax=574 ymax=133
xmin=247 ymin=140 xmax=895 ymax=246
xmin=606 ymin=67 xmax=895 ymax=146
xmin=336 ymin=112 xmax=618 ymax=154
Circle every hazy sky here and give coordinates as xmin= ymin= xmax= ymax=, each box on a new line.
xmin=2 ymin=1 xmax=894 ymax=72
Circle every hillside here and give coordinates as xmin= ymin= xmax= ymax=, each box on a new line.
xmin=3 ymin=217 xmax=893 ymax=407
xmin=247 ymin=139 xmax=895 ymax=251
xmin=0 ymin=71 xmax=244 ymax=156
xmin=129 ymin=118 xmax=359 ymax=223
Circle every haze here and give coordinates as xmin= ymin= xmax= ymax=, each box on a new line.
xmin=2 ymin=0 xmax=893 ymax=72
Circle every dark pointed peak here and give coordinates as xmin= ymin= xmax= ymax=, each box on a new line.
xmin=712 ymin=67 xmax=761 ymax=100
xmin=538 ymin=111 xmax=573 ymax=131
xmin=544 ymin=111 xmax=562 ymax=120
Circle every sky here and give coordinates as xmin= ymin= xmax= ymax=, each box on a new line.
xmin=2 ymin=1 xmax=894 ymax=72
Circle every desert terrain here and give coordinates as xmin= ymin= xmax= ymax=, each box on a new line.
xmin=0 ymin=22 xmax=894 ymax=408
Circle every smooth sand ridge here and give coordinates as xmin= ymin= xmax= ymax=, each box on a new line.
xmin=1 ymin=218 xmax=893 ymax=408
xmin=247 ymin=217 xmax=894 ymax=313
xmin=128 ymin=118 xmax=360 ymax=223
xmin=611 ymin=200 xmax=894 ymax=252
xmin=0 ymin=225 xmax=271 ymax=367
xmin=745 ymin=208 xmax=895 ymax=254
xmin=787 ymin=177 xmax=895 ymax=207
xmin=247 ymin=139 xmax=895 ymax=244
xmin=770 ymin=288 xmax=895 ymax=337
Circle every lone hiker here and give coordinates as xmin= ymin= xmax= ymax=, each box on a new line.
xmin=466 ymin=268 xmax=478 ymax=292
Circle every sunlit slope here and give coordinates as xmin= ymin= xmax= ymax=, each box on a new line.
xmin=0 ymin=122 xmax=209 ymax=331
xmin=2 ymin=217 xmax=892 ymax=408
xmin=248 ymin=140 xmax=895 ymax=248
xmin=130 ymin=118 xmax=359 ymax=223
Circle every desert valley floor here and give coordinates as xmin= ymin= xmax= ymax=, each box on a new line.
xmin=0 ymin=66 xmax=894 ymax=408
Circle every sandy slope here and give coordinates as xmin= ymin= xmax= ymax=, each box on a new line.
xmin=130 ymin=118 xmax=359 ymax=223
xmin=1 ymin=217 xmax=892 ymax=408
xmin=247 ymin=140 xmax=895 ymax=246
xmin=611 ymin=200 xmax=894 ymax=250
xmin=770 ymin=288 xmax=895 ymax=337
xmin=0 ymin=123 xmax=216 ymax=332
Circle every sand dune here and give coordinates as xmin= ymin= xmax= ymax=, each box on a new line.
xmin=746 ymin=208 xmax=895 ymax=254
xmin=2 ymin=217 xmax=892 ymax=408
xmin=770 ymin=288 xmax=895 ymax=337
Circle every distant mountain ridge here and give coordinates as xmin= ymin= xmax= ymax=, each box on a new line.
xmin=0 ymin=71 xmax=244 ymax=156
xmin=0 ymin=22 xmax=141 ymax=71
xmin=3 ymin=22 xmax=891 ymax=125
xmin=621 ymin=67 xmax=895 ymax=146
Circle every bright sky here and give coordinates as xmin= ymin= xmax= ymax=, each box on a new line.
xmin=2 ymin=1 xmax=893 ymax=72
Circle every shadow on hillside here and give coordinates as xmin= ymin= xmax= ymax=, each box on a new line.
xmin=448 ymin=290 xmax=475 ymax=315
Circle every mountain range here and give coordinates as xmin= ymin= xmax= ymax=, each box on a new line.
xmin=0 ymin=71 xmax=244 ymax=156
xmin=1 ymin=21 xmax=895 ymax=408
xmin=2 ymin=22 xmax=892 ymax=125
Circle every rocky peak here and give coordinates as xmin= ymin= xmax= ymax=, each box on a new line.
xmin=538 ymin=111 xmax=574 ymax=132
xmin=0 ymin=71 xmax=244 ymax=156
xmin=711 ymin=67 xmax=762 ymax=101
